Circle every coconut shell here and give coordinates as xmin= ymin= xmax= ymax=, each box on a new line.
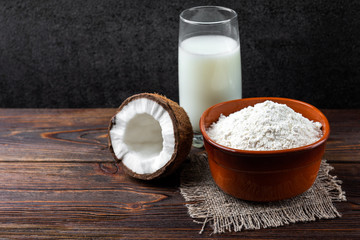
xmin=108 ymin=93 xmax=193 ymax=180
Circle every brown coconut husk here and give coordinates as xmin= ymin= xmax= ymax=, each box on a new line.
xmin=108 ymin=93 xmax=193 ymax=180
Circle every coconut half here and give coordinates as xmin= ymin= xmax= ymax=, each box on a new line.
xmin=108 ymin=93 xmax=193 ymax=180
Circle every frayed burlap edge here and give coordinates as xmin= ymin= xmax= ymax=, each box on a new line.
xmin=180 ymin=153 xmax=346 ymax=234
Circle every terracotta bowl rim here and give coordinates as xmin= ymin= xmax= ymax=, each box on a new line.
xmin=200 ymin=97 xmax=330 ymax=156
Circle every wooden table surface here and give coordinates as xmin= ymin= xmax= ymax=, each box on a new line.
xmin=0 ymin=108 xmax=359 ymax=239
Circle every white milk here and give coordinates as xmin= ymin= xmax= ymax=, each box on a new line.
xmin=179 ymin=35 xmax=242 ymax=132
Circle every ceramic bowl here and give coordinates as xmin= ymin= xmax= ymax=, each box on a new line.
xmin=199 ymin=97 xmax=330 ymax=202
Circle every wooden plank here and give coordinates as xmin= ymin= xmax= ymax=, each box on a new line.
xmin=0 ymin=160 xmax=357 ymax=238
xmin=1 ymin=109 xmax=359 ymax=163
xmin=322 ymin=109 xmax=360 ymax=162
xmin=0 ymin=109 xmax=116 ymax=162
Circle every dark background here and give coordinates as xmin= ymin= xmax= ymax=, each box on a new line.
xmin=0 ymin=0 xmax=359 ymax=108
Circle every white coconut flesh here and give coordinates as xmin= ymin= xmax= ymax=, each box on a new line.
xmin=109 ymin=98 xmax=175 ymax=174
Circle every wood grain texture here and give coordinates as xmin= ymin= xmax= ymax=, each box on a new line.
xmin=0 ymin=108 xmax=359 ymax=239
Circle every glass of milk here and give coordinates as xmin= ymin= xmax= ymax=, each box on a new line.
xmin=178 ymin=6 xmax=242 ymax=147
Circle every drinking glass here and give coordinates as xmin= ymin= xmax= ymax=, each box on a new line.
xmin=178 ymin=6 xmax=242 ymax=147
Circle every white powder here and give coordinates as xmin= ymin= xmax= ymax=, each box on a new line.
xmin=206 ymin=100 xmax=323 ymax=151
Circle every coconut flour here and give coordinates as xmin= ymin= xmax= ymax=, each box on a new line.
xmin=206 ymin=100 xmax=323 ymax=150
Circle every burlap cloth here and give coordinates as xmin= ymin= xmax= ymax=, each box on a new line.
xmin=180 ymin=152 xmax=346 ymax=234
